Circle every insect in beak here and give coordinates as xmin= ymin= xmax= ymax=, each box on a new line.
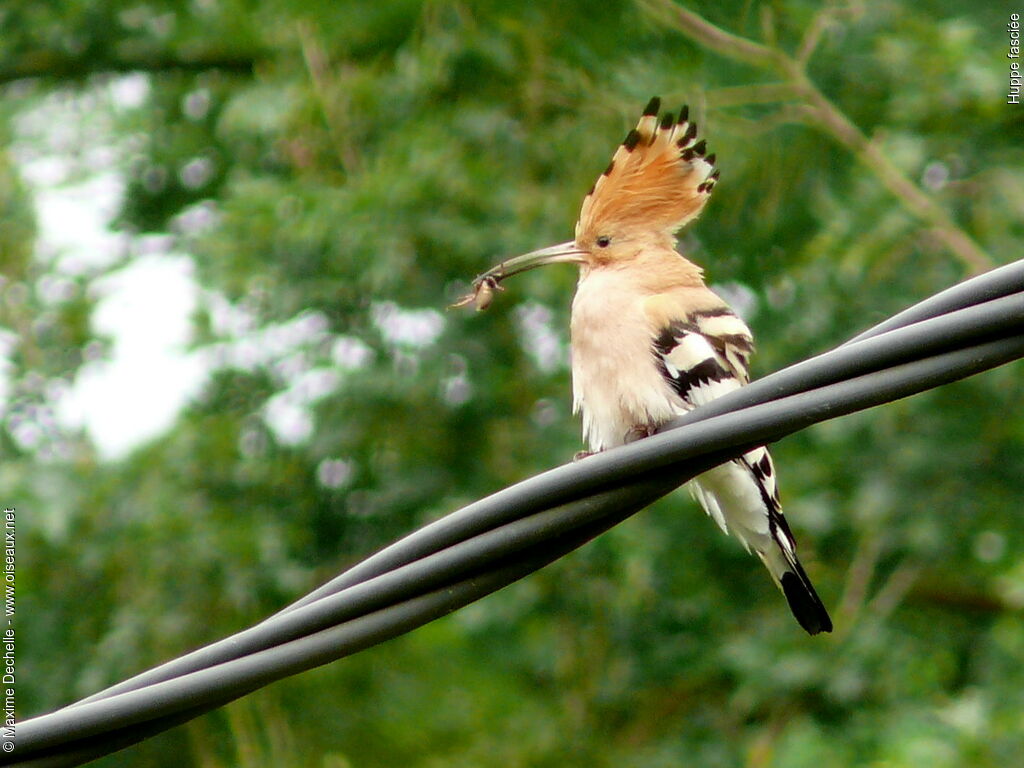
xmin=450 ymin=240 xmax=586 ymax=311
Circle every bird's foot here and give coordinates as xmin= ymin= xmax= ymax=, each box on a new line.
xmin=624 ymin=424 xmax=658 ymax=443
xmin=572 ymin=450 xmax=594 ymax=461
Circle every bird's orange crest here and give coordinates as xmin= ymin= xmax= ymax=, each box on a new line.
xmin=574 ymin=97 xmax=719 ymax=245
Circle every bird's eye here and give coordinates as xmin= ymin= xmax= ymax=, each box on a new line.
xmin=596 ymin=236 xmax=611 ymax=248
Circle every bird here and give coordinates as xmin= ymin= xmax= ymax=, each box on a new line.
xmin=454 ymin=97 xmax=832 ymax=635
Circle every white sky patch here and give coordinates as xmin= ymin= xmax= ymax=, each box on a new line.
xmin=441 ymin=354 xmax=472 ymax=407
xmin=8 ymin=74 xmax=377 ymax=458
xmin=32 ymin=172 xmax=128 ymax=274
xmin=263 ymin=392 xmax=315 ymax=446
xmin=172 ymin=199 xmax=221 ymax=237
xmin=262 ymin=365 xmax=342 ymax=445
xmin=108 ymin=72 xmax=151 ymax=109
xmin=206 ymin=308 xmax=332 ymax=371
xmin=199 ymin=305 xmax=361 ymax=446
xmin=332 ymin=336 xmax=374 ymax=370
xmin=8 ymin=75 xmax=213 ymax=459
xmin=317 ymin=457 xmax=355 ymax=489
xmin=202 ymin=288 xmax=258 ymax=338
xmin=56 ymin=254 xmax=207 ymax=458
xmin=11 ymin=75 xmax=148 ymax=276
xmin=514 ymin=301 xmax=565 ymax=373
xmin=371 ymin=302 xmax=445 ymax=347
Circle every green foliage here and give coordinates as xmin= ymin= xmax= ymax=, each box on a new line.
xmin=2 ymin=0 xmax=1023 ymax=765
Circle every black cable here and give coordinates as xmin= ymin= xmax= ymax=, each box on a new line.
xmin=16 ymin=333 xmax=1024 ymax=766
xmin=21 ymin=273 xmax=1024 ymax=719
xmin=284 ymin=284 xmax=1024 ymax=603
xmin=15 ymin=481 xmax=674 ymax=765
xmin=9 ymin=263 xmax=1024 ymax=766
xmin=273 ymin=290 xmax=1024 ymax=615
xmin=845 ymin=259 xmax=1024 ymax=344
xmin=662 ymin=289 xmax=1024 ymax=431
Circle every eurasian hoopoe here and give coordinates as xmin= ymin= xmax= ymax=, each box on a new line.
xmin=455 ymin=97 xmax=832 ymax=635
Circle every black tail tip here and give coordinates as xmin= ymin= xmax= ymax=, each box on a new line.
xmin=781 ymin=572 xmax=833 ymax=635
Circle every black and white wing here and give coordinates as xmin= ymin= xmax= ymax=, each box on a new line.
xmin=652 ymin=306 xmax=832 ymax=635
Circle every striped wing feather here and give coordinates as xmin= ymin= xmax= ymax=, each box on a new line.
xmin=652 ymin=307 xmax=833 ymax=634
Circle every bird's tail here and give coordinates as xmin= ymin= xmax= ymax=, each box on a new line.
xmin=689 ymin=459 xmax=832 ymax=635
xmin=760 ymin=547 xmax=833 ymax=636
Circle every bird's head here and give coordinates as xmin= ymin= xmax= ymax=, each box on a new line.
xmin=452 ymin=97 xmax=718 ymax=310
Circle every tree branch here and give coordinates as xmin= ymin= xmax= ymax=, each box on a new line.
xmin=637 ymin=0 xmax=993 ymax=274
xmin=296 ymin=21 xmax=361 ymax=177
xmin=706 ymin=82 xmax=804 ymax=108
xmin=638 ymin=0 xmax=788 ymax=72
xmin=0 ymin=51 xmax=263 ymax=86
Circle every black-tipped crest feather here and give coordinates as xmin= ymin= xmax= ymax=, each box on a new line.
xmin=575 ymin=97 xmax=720 ymax=249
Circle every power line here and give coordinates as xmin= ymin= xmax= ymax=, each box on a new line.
xmin=9 ymin=260 xmax=1024 ymax=767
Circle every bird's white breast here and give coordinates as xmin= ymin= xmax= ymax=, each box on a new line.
xmin=569 ymin=269 xmax=682 ymax=451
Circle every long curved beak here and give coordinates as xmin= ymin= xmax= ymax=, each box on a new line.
xmin=451 ymin=240 xmax=588 ymax=310
xmin=480 ymin=240 xmax=588 ymax=281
